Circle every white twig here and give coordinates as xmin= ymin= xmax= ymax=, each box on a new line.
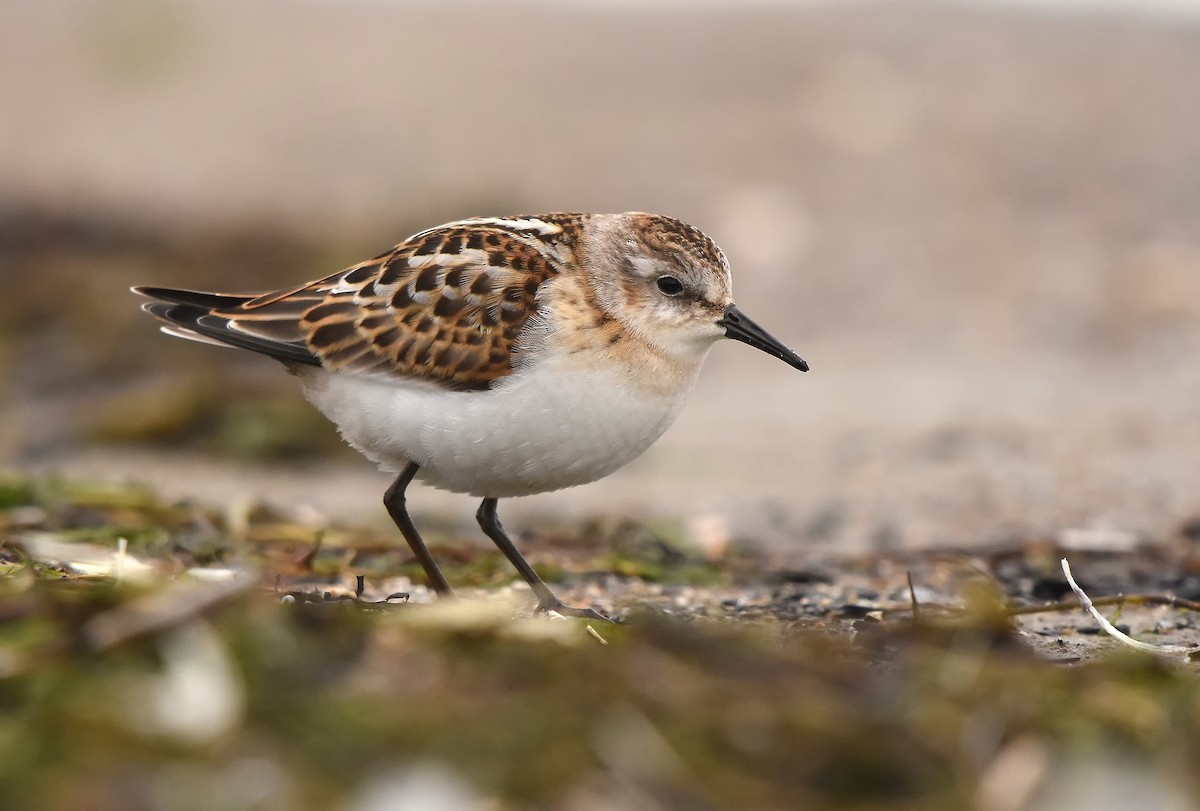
xmin=1061 ymin=558 xmax=1195 ymax=655
xmin=115 ymin=537 xmax=128 ymax=584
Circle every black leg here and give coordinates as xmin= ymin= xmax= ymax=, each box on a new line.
xmin=384 ymin=463 xmax=454 ymax=596
xmin=476 ymin=498 xmax=611 ymax=622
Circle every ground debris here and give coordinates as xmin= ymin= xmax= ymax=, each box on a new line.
xmin=2 ymin=476 xmax=1200 ymax=810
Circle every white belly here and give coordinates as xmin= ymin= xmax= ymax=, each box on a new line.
xmin=299 ymin=354 xmax=696 ymax=498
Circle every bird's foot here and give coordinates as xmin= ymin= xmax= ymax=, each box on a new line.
xmin=535 ymin=597 xmax=615 ymax=623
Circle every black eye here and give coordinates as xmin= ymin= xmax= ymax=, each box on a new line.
xmin=656 ymin=276 xmax=684 ymax=296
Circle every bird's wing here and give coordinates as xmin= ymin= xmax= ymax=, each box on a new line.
xmin=135 ymin=215 xmax=586 ymax=389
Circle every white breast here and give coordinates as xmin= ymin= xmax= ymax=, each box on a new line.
xmin=298 ymin=350 xmax=700 ymax=498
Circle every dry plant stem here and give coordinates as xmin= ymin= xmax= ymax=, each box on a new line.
xmin=4 ymin=571 xmax=261 ymax=679
xmin=83 ymin=572 xmax=256 ymax=653
xmin=878 ymin=589 xmax=1200 ymax=630
xmin=1005 ymin=594 xmax=1200 ymax=617
xmin=1060 ymin=558 xmax=1196 ymax=655
xmin=907 ymin=571 xmax=922 ymax=625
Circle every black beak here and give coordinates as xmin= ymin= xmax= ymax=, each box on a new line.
xmin=717 ymin=303 xmax=809 ymax=372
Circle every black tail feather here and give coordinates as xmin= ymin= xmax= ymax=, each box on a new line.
xmin=137 ymin=294 xmax=320 ymax=367
xmin=132 ymin=286 xmax=256 ymax=310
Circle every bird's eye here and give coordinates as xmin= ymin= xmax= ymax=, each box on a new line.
xmin=656 ymin=276 xmax=684 ymax=296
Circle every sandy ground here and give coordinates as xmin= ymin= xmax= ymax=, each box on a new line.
xmin=4 ymin=1 xmax=1200 ymax=554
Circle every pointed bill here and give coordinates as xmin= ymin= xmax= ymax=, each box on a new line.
xmin=717 ymin=303 xmax=809 ymax=372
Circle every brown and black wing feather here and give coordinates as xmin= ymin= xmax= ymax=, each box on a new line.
xmin=134 ymin=214 xmax=587 ymax=388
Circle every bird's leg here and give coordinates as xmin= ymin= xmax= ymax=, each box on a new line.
xmin=476 ymin=497 xmax=611 ymax=622
xmin=383 ymin=463 xmax=455 ymax=596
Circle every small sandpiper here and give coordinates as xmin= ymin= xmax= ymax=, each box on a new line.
xmin=135 ymin=212 xmax=808 ymax=620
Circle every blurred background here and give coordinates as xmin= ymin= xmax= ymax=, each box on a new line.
xmin=3 ymin=0 xmax=1199 ymax=556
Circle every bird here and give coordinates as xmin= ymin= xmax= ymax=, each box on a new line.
xmin=134 ymin=212 xmax=808 ymax=620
